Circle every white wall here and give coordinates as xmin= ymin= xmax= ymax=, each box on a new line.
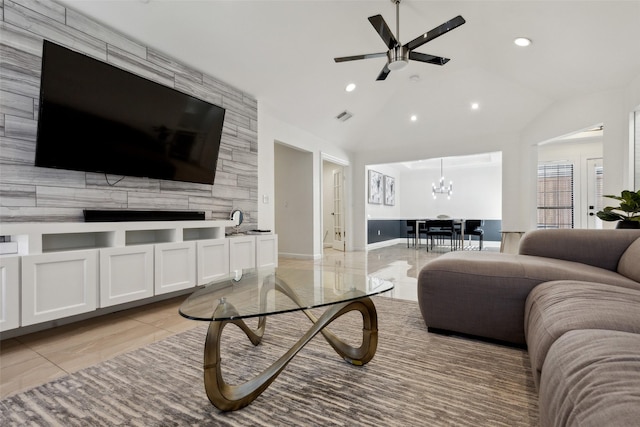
xmin=258 ymin=103 xmax=354 ymax=258
xmin=520 ymin=82 xmax=640 ymax=230
xmin=365 ymin=164 xmax=402 ymax=219
xmin=259 ymin=74 xmax=640 ymax=253
xmin=366 ymin=158 xmax=502 ymax=220
xmin=401 ymin=162 xmax=502 ymax=220
xmin=353 ymin=134 xmax=515 ymax=250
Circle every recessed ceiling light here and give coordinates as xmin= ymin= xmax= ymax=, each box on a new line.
xmin=345 ymin=83 xmax=356 ymax=92
xmin=514 ymin=37 xmax=532 ymax=47
xmin=471 ymin=102 xmax=479 ymax=110
xmin=410 ymin=115 xmax=417 ymax=122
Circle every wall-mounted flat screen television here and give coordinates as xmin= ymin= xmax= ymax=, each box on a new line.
xmin=35 ymin=40 xmax=226 ymax=185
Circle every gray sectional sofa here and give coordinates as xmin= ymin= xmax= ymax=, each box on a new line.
xmin=417 ymin=229 xmax=640 ymax=427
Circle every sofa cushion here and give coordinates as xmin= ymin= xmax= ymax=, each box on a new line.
xmin=539 ymin=329 xmax=640 ymax=427
xmin=618 ymin=237 xmax=640 ymax=282
xmin=519 ymin=229 xmax=640 ymax=271
xmin=524 ymin=280 xmax=640 ymax=389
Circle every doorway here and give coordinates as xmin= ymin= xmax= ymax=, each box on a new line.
xmin=537 ymin=125 xmax=603 ymax=229
xmin=322 ymin=155 xmax=348 ymax=252
xmin=274 ymin=143 xmax=314 ymax=258
xmin=586 ymin=158 xmax=604 ymax=229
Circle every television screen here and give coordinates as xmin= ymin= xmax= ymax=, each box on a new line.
xmin=35 ymin=40 xmax=226 ymax=185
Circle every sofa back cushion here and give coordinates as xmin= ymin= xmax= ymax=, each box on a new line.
xmin=519 ymin=229 xmax=640 ymax=271
xmin=618 ymin=237 xmax=640 ymax=282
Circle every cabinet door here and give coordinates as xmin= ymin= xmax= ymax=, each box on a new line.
xmin=21 ymin=250 xmax=98 ymax=326
xmin=100 ymin=245 xmax=154 ymax=307
xmin=154 ymin=241 xmax=196 ymax=295
xmin=0 ymin=256 xmax=20 ymax=331
xmin=229 ymin=236 xmax=256 ymax=271
xmin=196 ymin=239 xmax=229 ymax=285
xmin=256 ymin=235 xmax=278 ymax=268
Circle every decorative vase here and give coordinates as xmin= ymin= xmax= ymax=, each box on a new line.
xmin=616 ymin=220 xmax=640 ymax=229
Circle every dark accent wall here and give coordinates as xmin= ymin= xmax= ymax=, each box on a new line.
xmin=0 ymin=0 xmax=258 ymax=229
xmin=367 ymin=219 xmax=502 ymax=244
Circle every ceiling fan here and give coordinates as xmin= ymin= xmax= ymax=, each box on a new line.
xmin=334 ymin=0 xmax=465 ymax=81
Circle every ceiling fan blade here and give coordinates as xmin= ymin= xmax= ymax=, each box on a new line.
xmin=405 ymin=15 xmax=466 ymax=51
xmin=376 ymin=64 xmax=391 ymax=81
xmin=368 ymin=14 xmax=399 ymax=49
xmin=334 ymin=52 xmax=387 ymax=63
xmin=409 ymin=51 xmax=450 ymax=66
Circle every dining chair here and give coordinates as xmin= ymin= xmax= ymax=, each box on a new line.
xmin=406 ymin=220 xmax=417 ymax=248
xmin=464 ymin=219 xmax=485 ymax=250
xmin=425 ymin=219 xmax=456 ymax=251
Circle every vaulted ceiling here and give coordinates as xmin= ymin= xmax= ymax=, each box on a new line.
xmin=59 ymin=0 xmax=640 ymax=155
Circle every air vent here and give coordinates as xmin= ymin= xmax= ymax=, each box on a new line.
xmin=335 ymin=110 xmax=353 ymax=122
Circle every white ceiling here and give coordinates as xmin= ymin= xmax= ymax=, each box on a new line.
xmin=59 ymin=0 xmax=640 ymax=155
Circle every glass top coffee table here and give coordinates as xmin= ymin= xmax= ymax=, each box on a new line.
xmin=179 ymin=267 xmax=394 ymax=411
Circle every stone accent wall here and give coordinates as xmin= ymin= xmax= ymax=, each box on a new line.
xmin=0 ymin=0 xmax=258 ymax=229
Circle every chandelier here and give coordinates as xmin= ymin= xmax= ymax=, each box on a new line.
xmin=432 ymin=158 xmax=453 ymax=199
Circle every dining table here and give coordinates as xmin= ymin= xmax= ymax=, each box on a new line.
xmin=413 ymin=218 xmax=466 ymax=250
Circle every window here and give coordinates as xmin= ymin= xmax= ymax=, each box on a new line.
xmin=537 ymin=163 xmax=574 ymax=228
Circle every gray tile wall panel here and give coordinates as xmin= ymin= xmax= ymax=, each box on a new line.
xmin=36 ymin=186 xmax=128 ymax=208
xmin=1 ymin=206 xmax=83 ymax=222
xmin=148 ymin=49 xmax=203 ymax=83
xmin=0 ymin=183 xmax=36 ymax=206
xmin=107 ymin=44 xmax=174 ymax=87
xmin=0 ymin=0 xmax=258 ymax=227
xmin=0 ymin=164 xmax=86 ymax=187
xmin=0 ymin=21 xmax=43 ymax=56
xmin=5 ymin=1 xmax=107 ymax=60
xmin=0 ymin=136 xmax=35 ymax=164
xmin=4 ymin=114 xmax=36 ymax=140
xmin=66 ymin=8 xmax=146 ymax=59
xmin=0 ymin=39 xmax=41 ymax=98
xmin=0 ymin=90 xmax=33 ymax=118
xmin=11 ymin=0 xmax=64 ymax=23
xmin=174 ymin=74 xmax=223 ymax=106
xmin=127 ymin=192 xmax=189 ymax=211
xmin=85 ymin=174 xmax=161 ymax=192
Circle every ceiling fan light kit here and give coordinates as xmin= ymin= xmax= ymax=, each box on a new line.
xmin=334 ymin=0 xmax=465 ymax=81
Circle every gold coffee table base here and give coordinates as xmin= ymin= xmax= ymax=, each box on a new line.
xmin=203 ymin=295 xmax=378 ymax=411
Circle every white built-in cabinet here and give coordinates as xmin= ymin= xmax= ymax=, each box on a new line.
xmin=256 ymin=234 xmax=279 ymax=269
xmin=229 ymin=235 xmax=257 ymax=271
xmin=0 ymin=221 xmax=278 ymax=334
xmin=154 ymin=241 xmax=196 ymax=295
xmin=100 ymin=245 xmax=154 ymax=308
xmin=0 ymin=256 xmax=20 ymax=331
xmin=197 ymin=238 xmax=230 ymax=285
xmin=21 ymin=250 xmax=98 ymax=326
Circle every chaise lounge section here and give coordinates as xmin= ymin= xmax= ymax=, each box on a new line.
xmin=417 ymin=229 xmax=640 ymax=345
xmin=417 ymin=228 xmax=640 ymax=426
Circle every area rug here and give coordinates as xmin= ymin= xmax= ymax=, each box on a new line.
xmin=0 ymin=297 xmax=539 ymax=426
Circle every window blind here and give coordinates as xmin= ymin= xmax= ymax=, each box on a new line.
xmin=537 ymin=163 xmax=574 ymax=229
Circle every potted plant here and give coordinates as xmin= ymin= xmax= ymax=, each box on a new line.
xmin=596 ymin=190 xmax=640 ymax=228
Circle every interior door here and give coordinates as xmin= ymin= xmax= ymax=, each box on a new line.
xmin=332 ymin=169 xmax=345 ymax=251
xmin=586 ymin=158 xmax=603 ymax=229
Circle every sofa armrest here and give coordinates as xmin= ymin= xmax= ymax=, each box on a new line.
xmin=518 ymin=229 xmax=640 ymax=271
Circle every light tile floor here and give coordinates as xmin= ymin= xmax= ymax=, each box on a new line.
xmin=0 ymin=241 xmax=493 ymax=399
